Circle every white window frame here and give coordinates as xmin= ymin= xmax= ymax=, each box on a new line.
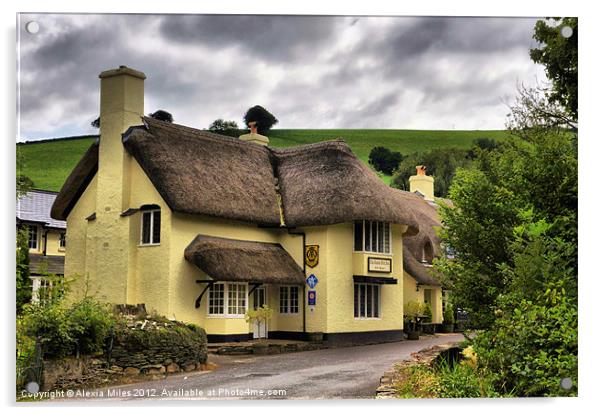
xmin=207 ymin=282 xmax=248 ymax=318
xmin=31 ymin=276 xmax=53 ymax=304
xmin=354 ymin=283 xmax=381 ymax=320
xmin=353 ymin=220 xmax=392 ymax=255
xmin=279 ymin=286 xmax=299 ymax=314
xmin=140 ymin=209 xmax=161 ymax=246
xmin=26 ymin=224 xmax=39 ymax=250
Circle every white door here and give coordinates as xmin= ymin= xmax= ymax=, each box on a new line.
xmin=252 ymin=287 xmax=267 ymax=339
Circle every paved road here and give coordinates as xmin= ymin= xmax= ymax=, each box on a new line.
xmin=60 ymin=333 xmax=463 ymax=401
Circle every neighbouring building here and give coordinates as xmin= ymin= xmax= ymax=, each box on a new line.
xmin=16 ymin=189 xmax=66 ymax=301
xmin=50 ymin=66 xmax=445 ymax=344
xmin=398 ymin=166 xmax=450 ymax=324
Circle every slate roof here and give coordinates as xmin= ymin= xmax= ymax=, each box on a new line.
xmin=17 ymin=190 xmax=66 ymax=229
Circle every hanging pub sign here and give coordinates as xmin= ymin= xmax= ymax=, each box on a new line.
xmin=368 ymin=257 xmax=392 ymax=273
xmin=305 ymin=245 xmax=319 ymax=268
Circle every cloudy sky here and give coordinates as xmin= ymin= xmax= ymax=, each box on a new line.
xmin=17 ymin=14 xmax=546 ymax=141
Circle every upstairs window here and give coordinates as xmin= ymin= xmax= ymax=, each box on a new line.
xmin=26 ymin=224 xmax=38 ymax=250
xmin=59 ymin=232 xmax=66 ymax=249
xmin=140 ymin=207 xmax=161 ymax=245
xmin=354 ymin=220 xmax=391 ymax=254
xmin=422 ymin=241 xmax=434 ymax=265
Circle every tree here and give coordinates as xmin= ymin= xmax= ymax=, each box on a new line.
xmin=149 ymin=109 xmax=174 ymax=123
xmin=91 ymin=109 xmax=174 ymax=129
xmin=530 ymin=17 xmax=578 ymax=120
xmin=209 ymin=119 xmax=239 ymax=131
xmin=368 ymin=146 xmax=404 ymax=176
xmin=243 ymin=105 xmax=278 ymax=135
xmin=391 ymin=148 xmax=472 ymax=197
xmin=16 ymin=146 xmax=34 ymax=199
xmin=16 ymin=228 xmax=31 ymax=314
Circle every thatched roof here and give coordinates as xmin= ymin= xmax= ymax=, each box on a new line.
xmin=51 ymin=117 xmax=422 ymax=233
xmin=123 ymin=117 xmax=282 ymax=225
xmin=396 ymin=190 xmax=443 ymax=287
xmin=184 ymin=235 xmax=305 ymax=284
xmin=51 ymin=140 xmax=99 ymax=220
xmin=273 ymin=141 xmax=419 ymax=233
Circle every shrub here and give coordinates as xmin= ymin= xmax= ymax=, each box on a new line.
xmin=435 ymin=358 xmax=502 ymax=398
xmin=404 ymin=301 xmax=424 ymax=331
xmin=67 ymin=298 xmax=116 ymax=356
xmin=395 ymin=365 xmax=439 ymax=398
xmin=423 ymin=303 xmax=433 ymax=323
xmin=443 ymin=305 xmax=455 ymax=324
xmin=473 ymin=291 xmax=577 ymax=397
xmin=19 ymin=302 xmax=74 ymax=359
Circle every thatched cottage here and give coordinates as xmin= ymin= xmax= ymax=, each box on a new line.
xmin=51 ymin=66 xmax=444 ymax=343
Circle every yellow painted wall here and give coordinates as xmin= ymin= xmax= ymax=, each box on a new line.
xmin=402 ymin=272 xmax=443 ymax=324
xmin=45 ymin=230 xmax=65 ymax=256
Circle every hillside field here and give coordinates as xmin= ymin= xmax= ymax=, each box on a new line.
xmin=18 ymin=129 xmax=510 ymax=191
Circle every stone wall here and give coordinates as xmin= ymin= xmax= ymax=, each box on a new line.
xmin=41 ymin=316 xmax=208 ymax=391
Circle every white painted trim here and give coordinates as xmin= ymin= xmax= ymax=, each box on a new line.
xmin=139 ymin=209 xmax=161 ymax=246
xmin=353 ymin=220 xmax=392 ymax=255
xmin=206 ymin=282 xmax=248 ymax=318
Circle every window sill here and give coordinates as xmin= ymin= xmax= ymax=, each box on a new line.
xmin=138 ymin=243 xmax=161 ymax=247
xmin=354 ymin=317 xmax=382 ymax=321
xmin=353 ymin=251 xmax=393 ymax=257
xmin=206 ymin=314 xmax=247 ymax=319
xmin=279 ymin=312 xmax=300 ymax=316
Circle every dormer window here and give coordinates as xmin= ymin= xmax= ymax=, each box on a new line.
xmin=140 ymin=205 xmax=161 ymax=246
xmin=421 ymin=241 xmax=434 ymax=265
xmin=354 ymin=220 xmax=391 ymax=254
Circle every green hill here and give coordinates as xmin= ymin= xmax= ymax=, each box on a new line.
xmin=18 ymin=129 xmax=510 ymax=191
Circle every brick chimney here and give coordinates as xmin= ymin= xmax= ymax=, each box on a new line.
xmin=95 ymin=65 xmax=146 ymax=304
xmin=409 ymin=165 xmax=434 ymax=201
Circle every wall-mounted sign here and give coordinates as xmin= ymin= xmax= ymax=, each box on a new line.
xmin=305 ymin=245 xmax=319 ymax=268
xmin=308 ymin=290 xmax=316 ymax=306
xmin=368 ymin=257 xmax=392 ymax=273
xmin=306 ymin=274 xmax=319 ymax=289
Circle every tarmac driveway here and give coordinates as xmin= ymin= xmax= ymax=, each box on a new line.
xmin=58 ymin=333 xmax=464 ymax=401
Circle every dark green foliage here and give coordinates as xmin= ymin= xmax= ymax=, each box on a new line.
xmin=16 ymin=228 xmax=31 ymax=314
xmin=473 ymin=291 xmax=577 ymax=396
xmin=243 ymin=105 xmax=278 ymax=135
xmin=391 ymin=148 xmax=473 ymax=197
xmin=18 ymin=282 xmax=115 ymax=359
xmin=208 ymin=119 xmax=242 ymax=137
xmin=368 ymin=146 xmax=404 ymax=175
xmin=530 ymin=18 xmax=578 ymax=119
xmin=91 ymin=117 xmax=100 ymax=129
xmin=149 ymin=110 xmax=174 ymax=123
xmin=443 ymin=305 xmax=455 ymax=324
xmin=468 ymin=137 xmax=499 ymax=159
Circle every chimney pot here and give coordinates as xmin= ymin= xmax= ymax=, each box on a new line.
xmin=416 ymin=165 xmax=427 ymax=176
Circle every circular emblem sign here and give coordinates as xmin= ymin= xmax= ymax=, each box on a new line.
xmin=305 ymin=245 xmax=319 ymax=268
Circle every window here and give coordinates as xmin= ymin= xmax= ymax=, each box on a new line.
xmin=422 ymin=241 xmax=434 ymax=264
xmin=26 ymin=224 xmax=38 ymax=250
xmin=31 ymin=277 xmax=53 ymax=304
xmin=59 ymin=232 xmax=66 ymax=249
xmin=354 ymin=221 xmax=391 ymax=254
xmin=207 ymin=283 xmax=247 ymax=316
xmin=140 ymin=209 xmax=160 ymax=245
xmin=354 ymin=283 xmax=380 ymax=318
xmin=279 ymin=286 xmax=299 ymax=314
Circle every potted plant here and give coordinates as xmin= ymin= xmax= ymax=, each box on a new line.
xmin=421 ymin=303 xmax=435 ymax=334
xmin=404 ymin=301 xmax=424 ymax=340
xmin=245 ymin=306 xmax=273 ymax=338
xmin=443 ymin=305 xmax=455 ymax=333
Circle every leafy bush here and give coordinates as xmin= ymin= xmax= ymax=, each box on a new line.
xmin=435 ymin=358 xmax=502 ymax=398
xmin=473 ymin=290 xmax=577 ymax=397
xmin=423 ymin=303 xmax=432 ymax=323
xmin=443 ymin=305 xmax=455 ymax=324
xmin=368 ymin=146 xmax=404 ymax=175
xmin=395 ymin=365 xmax=439 ymax=398
xmin=68 ymin=298 xmax=116 ymax=355
xmin=18 ymin=285 xmax=115 ymax=359
xmin=16 ymin=228 xmax=31 ymax=313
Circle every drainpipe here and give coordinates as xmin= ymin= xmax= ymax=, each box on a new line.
xmin=287 ymin=229 xmax=306 ymax=337
xmin=43 ymin=228 xmax=48 ymax=256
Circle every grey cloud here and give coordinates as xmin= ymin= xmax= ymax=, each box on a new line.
xmin=158 ymin=15 xmax=343 ymax=62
